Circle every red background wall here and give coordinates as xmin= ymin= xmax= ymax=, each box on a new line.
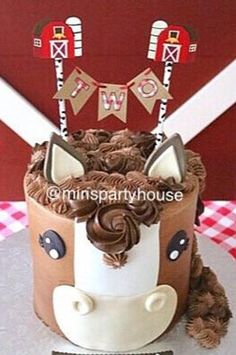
xmin=0 ymin=0 xmax=236 ymax=200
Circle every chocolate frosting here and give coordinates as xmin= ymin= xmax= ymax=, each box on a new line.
xmin=104 ymin=147 xmax=145 ymax=174
xmin=81 ymin=131 xmax=100 ymax=150
xmin=110 ymin=135 xmax=133 ymax=147
xmin=127 ymin=198 xmax=161 ymax=226
xmin=103 ymin=252 xmax=128 ymax=269
xmin=186 ymin=236 xmax=232 ymax=349
xmin=186 ymin=150 xmax=206 ymax=194
xmin=86 ymin=203 xmax=140 ymax=254
xmin=68 ymin=198 xmax=98 ymax=222
xmin=58 ymin=176 xmax=82 ymax=190
xmin=50 ymin=198 xmax=69 ymax=214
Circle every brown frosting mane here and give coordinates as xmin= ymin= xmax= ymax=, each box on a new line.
xmin=186 ymin=234 xmax=232 ymax=349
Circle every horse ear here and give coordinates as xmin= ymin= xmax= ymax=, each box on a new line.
xmin=44 ymin=133 xmax=86 ymax=184
xmin=144 ymin=134 xmax=186 ymax=183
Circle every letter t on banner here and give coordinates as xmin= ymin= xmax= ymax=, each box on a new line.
xmin=54 ymin=67 xmax=97 ymax=115
xmin=128 ymin=68 xmax=172 ymax=114
xmin=98 ymin=84 xmax=128 ymax=123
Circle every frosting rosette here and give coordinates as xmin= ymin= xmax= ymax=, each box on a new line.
xmin=127 ymin=198 xmax=161 ymax=226
xmin=68 ymin=198 xmax=98 ymax=221
xmin=86 ymin=203 xmax=140 ymax=253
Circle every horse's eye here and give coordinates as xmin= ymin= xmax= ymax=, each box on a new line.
xmin=167 ymin=230 xmax=189 ymax=261
xmin=38 ymin=230 xmax=66 ymax=260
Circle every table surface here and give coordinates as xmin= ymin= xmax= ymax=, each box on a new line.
xmin=1 ymin=200 xmax=236 ymax=258
xmin=0 ymin=230 xmax=235 ymax=355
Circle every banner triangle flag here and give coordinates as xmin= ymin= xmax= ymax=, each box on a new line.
xmin=54 ymin=67 xmax=97 ymax=115
xmin=98 ymin=84 xmax=128 ymax=123
xmin=128 ymin=68 xmax=172 ymax=114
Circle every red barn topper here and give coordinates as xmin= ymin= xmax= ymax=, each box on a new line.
xmin=155 ymin=25 xmax=198 ymax=64
xmin=33 ymin=17 xmax=82 ymax=139
xmin=147 ymin=21 xmax=198 ymax=146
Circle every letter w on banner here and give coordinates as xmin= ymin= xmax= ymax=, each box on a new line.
xmin=54 ymin=67 xmax=97 ymax=115
xmin=98 ymin=84 xmax=128 ymax=122
xmin=128 ymin=68 xmax=172 ymax=114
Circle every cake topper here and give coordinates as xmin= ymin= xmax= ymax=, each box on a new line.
xmin=144 ymin=133 xmax=186 ymax=183
xmin=147 ymin=20 xmax=198 ymax=145
xmin=44 ymin=133 xmax=86 ymax=184
xmin=33 ymin=17 xmax=82 ymax=140
xmin=54 ymin=66 xmax=171 ymax=124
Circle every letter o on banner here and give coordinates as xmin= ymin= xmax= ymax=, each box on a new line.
xmin=138 ymin=79 xmax=158 ymax=98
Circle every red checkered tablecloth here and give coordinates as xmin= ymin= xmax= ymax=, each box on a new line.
xmin=197 ymin=200 xmax=236 ymax=259
xmin=0 ymin=201 xmax=236 ymax=259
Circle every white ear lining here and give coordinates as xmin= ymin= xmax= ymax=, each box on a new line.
xmin=144 ymin=133 xmax=186 ymax=182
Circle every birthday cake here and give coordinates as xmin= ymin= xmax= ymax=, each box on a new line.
xmin=24 ymin=14 xmax=232 ymax=352
xmin=24 ymin=129 xmax=231 ymax=351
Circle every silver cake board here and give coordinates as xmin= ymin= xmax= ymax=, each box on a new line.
xmin=0 ymin=230 xmax=235 ymax=355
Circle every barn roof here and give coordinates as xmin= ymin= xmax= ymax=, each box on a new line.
xmin=33 ymin=18 xmax=51 ymax=36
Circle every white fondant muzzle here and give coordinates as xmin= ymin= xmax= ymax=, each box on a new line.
xmin=53 ymin=284 xmax=177 ymax=351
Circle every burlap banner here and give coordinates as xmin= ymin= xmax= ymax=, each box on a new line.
xmin=54 ymin=67 xmax=172 ymax=121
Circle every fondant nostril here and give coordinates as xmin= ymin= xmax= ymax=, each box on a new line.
xmin=73 ymin=294 xmax=94 ymax=315
xmin=145 ymin=292 xmax=166 ymax=312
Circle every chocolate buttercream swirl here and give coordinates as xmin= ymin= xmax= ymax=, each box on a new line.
xmin=131 ymin=131 xmax=156 ymax=158
xmin=50 ymin=198 xmax=69 ymax=214
xmin=28 ymin=143 xmax=47 ymax=173
xmin=117 ymin=179 xmax=140 ymax=192
xmin=104 ymin=147 xmax=145 ymax=174
xmin=195 ymin=328 xmax=220 ymax=349
xmin=106 ymin=173 xmax=125 ymax=187
xmin=25 ymin=171 xmax=41 ymax=187
xmin=86 ymin=151 xmax=104 ymax=171
xmin=112 ymin=128 xmax=133 ymax=137
xmin=28 ymin=159 xmax=45 ymax=173
xmin=31 ymin=183 xmax=51 ymax=205
xmin=186 ymin=150 xmax=207 ymax=193
xmin=68 ymin=130 xmax=85 ymax=142
xmin=182 ymin=173 xmax=197 ymax=193
xmin=81 ymin=131 xmax=100 ymax=150
xmin=158 ymin=177 xmax=185 ymax=192
xmin=103 ymin=252 xmax=128 ymax=269
xmin=126 ymin=171 xmax=147 ymax=182
xmin=58 ymin=176 xmax=82 ymax=190
xmin=191 ymin=254 xmax=204 ymax=278
xmin=127 ymin=198 xmax=161 ymax=226
xmin=125 ymin=171 xmax=152 ymax=191
xmin=205 ymin=316 xmax=228 ymax=337
xmin=68 ymin=198 xmax=98 ymax=221
xmin=31 ymin=149 xmax=46 ymax=164
xmin=186 ymin=317 xmax=206 ymax=337
xmin=86 ymin=170 xmax=109 ymax=183
xmin=27 ymin=174 xmax=50 ymax=205
xmin=110 ymin=135 xmax=133 ymax=147
xmin=98 ymin=142 xmax=120 ymax=154
xmin=89 ymin=129 xmax=112 ymax=143
xmin=76 ymin=180 xmax=97 ymax=192
xmin=86 ymin=203 xmax=140 ymax=254
xmin=27 ymin=181 xmax=41 ymax=198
